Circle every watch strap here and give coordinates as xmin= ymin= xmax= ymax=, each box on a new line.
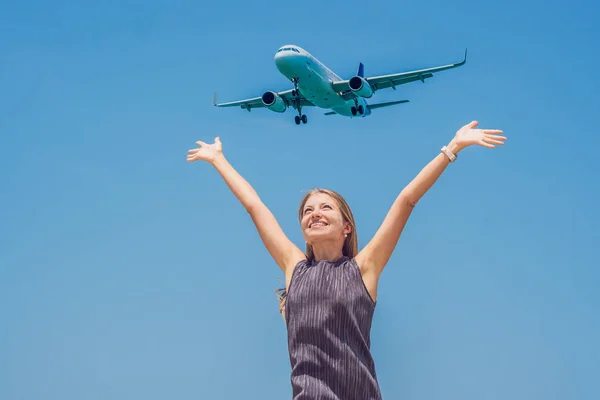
xmin=441 ymin=145 xmax=457 ymax=162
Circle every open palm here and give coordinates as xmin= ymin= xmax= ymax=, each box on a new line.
xmin=187 ymin=137 xmax=223 ymax=163
xmin=454 ymin=121 xmax=506 ymax=149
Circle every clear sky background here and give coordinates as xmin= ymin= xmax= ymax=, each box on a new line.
xmin=1 ymin=1 xmax=599 ymax=399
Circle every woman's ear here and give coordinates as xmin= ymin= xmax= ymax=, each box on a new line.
xmin=343 ymin=223 xmax=352 ymax=236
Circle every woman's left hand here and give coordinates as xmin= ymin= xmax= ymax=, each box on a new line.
xmin=451 ymin=121 xmax=506 ymax=152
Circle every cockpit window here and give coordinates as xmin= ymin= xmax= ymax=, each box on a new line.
xmin=277 ymin=47 xmax=300 ymax=53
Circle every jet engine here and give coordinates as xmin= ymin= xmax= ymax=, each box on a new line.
xmin=261 ymin=91 xmax=287 ymax=113
xmin=348 ymin=76 xmax=373 ymax=98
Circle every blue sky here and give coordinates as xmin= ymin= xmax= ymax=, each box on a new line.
xmin=1 ymin=0 xmax=599 ymax=399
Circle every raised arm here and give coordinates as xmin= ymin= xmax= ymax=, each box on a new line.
xmin=356 ymin=121 xmax=506 ymax=278
xmin=187 ymin=137 xmax=305 ymax=274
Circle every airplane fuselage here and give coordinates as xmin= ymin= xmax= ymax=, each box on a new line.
xmin=274 ymin=45 xmax=369 ymax=117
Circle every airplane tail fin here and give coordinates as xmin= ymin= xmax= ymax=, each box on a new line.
xmin=357 ymin=62 xmax=364 ymax=77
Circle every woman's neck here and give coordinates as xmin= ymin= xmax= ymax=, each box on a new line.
xmin=311 ymin=243 xmax=344 ymax=262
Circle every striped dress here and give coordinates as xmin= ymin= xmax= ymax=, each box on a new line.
xmin=284 ymin=256 xmax=382 ymax=399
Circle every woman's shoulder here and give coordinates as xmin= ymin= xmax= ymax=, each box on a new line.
xmin=285 ymin=256 xmax=309 ymax=278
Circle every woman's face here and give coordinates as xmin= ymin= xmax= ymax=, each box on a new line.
xmin=300 ymin=193 xmax=349 ymax=244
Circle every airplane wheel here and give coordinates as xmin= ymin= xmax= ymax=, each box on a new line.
xmin=302 ymin=115 xmax=307 ymax=124
xmin=358 ymin=105 xmax=364 ymax=114
xmin=292 ymin=89 xmax=297 ymax=96
xmin=295 ymin=115 xmax=301 ymax=125
xmin=351 ymin=106 xmax=357 ymax=116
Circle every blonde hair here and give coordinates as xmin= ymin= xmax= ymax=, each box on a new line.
xmin=275 ymin=188 xmax=358 ymax=321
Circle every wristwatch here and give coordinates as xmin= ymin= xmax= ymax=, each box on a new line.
xmin=441 ymin=146 xmax=457 ymax=162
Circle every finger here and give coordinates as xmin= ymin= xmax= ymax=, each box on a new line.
xmin=188 ymin=149 xmax=199 ymax=154
xmin=485 ymin=139 xmax=504 ymax=145
xmin=479 ymin=140 xmax=495 ymax=148
xmin=485 ymin=134 xmax=507 ymax=141
xmin=196 ymin=141 xmax=207 ymax=147
xmin=214 ymin=137 xmax=221 ymax=144
xmin=467 ymin=120 xmax=479 ymax=128
xmin=484 ymin=129 xmax=504 ymax=135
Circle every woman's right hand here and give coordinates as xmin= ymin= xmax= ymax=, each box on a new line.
xmin=186 ymin=137 xmax=223 ymax=164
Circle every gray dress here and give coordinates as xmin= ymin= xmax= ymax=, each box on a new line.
xmin=284 ymin=256 xmax=382 ymax=399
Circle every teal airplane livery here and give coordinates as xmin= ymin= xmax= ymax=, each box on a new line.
xmin=213 ymin=45 xmax=467 ymax=125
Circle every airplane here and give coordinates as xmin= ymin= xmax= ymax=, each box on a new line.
xmin=213 ymin=45 xmax=467 ymax=125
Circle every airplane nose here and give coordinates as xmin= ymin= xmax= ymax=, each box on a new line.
xmin=274 ymin=51 xmax=289 ymax=68
xmin=274 ymin=50 xmax=301 ymax=69
xmin=274 ymin=50 xmax=289 ymax=62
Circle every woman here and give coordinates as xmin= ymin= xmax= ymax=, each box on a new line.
xmin=187 ymin=120 xmax=506 ymax=399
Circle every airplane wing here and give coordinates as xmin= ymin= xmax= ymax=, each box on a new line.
xmin=213 ymin=89 xmax=315 ymax=111
xmin=331 ymin=49 xmax=467 ymax=99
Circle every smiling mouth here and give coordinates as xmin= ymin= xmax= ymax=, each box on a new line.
xmin=310 ymin=221 xmax=328 ymax=228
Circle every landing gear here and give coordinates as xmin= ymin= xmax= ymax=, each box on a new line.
xmin=291 ymin=78 xmax=299 ymax=97
xmin=351 ymin=102 xmax=364 ymax=116
xmin=295 ymin=114 xmax=307 ymax=125
xmin=291 ymin=77 xmax=307 ymax=125
xmin=351 ymin=96 xmax=365 ymax=116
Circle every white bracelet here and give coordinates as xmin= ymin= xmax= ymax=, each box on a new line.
xmin=441 ymin=146 xmax=457 ymax=162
